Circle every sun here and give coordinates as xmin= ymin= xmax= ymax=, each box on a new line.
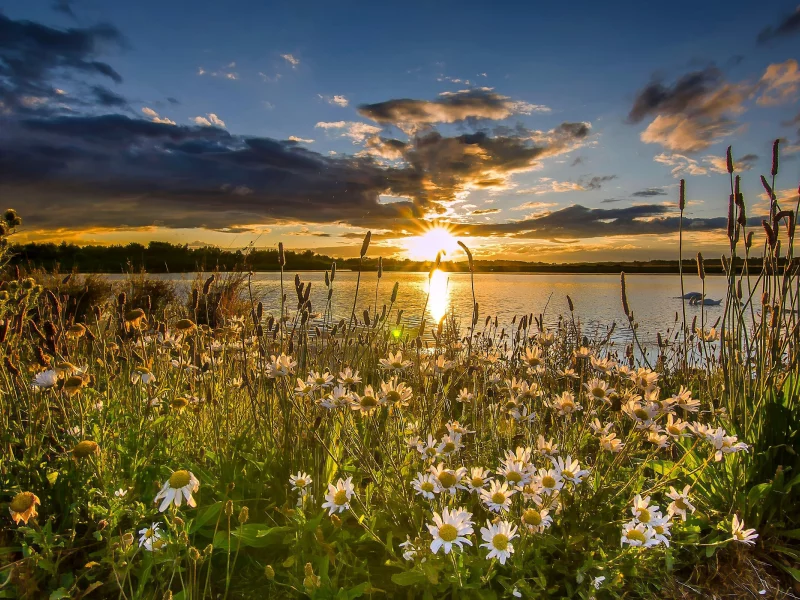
xmin=405 ymin=227 xmax=461 ymax=261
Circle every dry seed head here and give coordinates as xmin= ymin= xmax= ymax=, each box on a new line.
xmin=278 ymin=242 xmax=285 ymax=267
xmin=567 ymin=295 xmax=574 ymax=312
xmin=377 ymin=256 xmax=383 ymax=279
xmin=457 ymin=240 xmax=474 ymax=272
xmin=72 ymin=440 xmax=99 ymax=459
xmin=238 ymin=506 xmax=249 ymax=524
xmin=679 ymin=179 xmax=686 ymax=211
xmin=203 ymin=275 xmax=215 ymax=295
xmin=620 ymin=272 xmax=630 ymax=318
xmin=225 ymin=499 xmax=234 ymax=517
xmin=760 ymin=175 xmax=775 ymax=201
xmin=696 ymin=253 xmax=705 ymax=280
xmin=360 ymin=231 xmax=371 ymax=258
xmin=175 ymin=318 xmax=196 ymax=332
xmin=726 ymin=146 xmax=733 ymax=174
xmin=772 ymin=139 xmax=779 ymax=176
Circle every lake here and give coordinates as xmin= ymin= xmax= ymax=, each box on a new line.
xmin=108 ymin=271 xmax=729 ymax=347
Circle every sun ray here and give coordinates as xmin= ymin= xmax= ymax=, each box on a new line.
xmin=405 ymin=226 xmax=460 ymax=261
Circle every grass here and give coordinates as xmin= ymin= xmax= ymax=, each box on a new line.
xmin=0 ymin=145 xmax=798 ymax=599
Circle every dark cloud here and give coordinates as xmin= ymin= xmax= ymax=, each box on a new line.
xmin=757 ymin=7 xmax=800 ymax=43
xmin=91 ymin=85 xmax=127 ymax=108
xmin=167 ymin=97 xmax=180 ymax=105
xmin=628 ymin=67 xmax=748 ymax=152
xmin=52 ymin=0 xmax=76 ymax=18
xmin=471 ymin=208 xmax=501 ymax=215
xmin=601 ymin=198 xmax=624 ymax=204
xmin=357 ymin=88 xmax=547 ymax=127
xmin=0 ymin=13 xmax=124 ymax=113
xmin=581 ymin=174 xmax=617 ymax=190
xmin=631 ymin=187 xmax=668 ymax=197
xmin=570 ymin=156 xmax=584 ymax=167
xmin=738 ymin=153 xmax=759 ymax=169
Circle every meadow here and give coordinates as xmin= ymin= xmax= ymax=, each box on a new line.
xmin=0 ymin=143 xmax=798 ymax=599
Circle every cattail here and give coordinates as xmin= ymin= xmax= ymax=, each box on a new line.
xmin=278 ymin=242 xmax=285 ymax=267
xmin=363 ymin=309 xmax=370 ymax=327
xmin=726 ymin=146 xmax=734 ymax=174
xmin=472 ymin=302 xmax=479 ymax=326
xmin=746 ymin=231 xmax=754 ymax=250
xmin=192 ymin=288 xmax=199 ymax=311
xmin=761 ymin=291 xmax=769 ymax=306
xmin=256 ymin=301 xmax=263 ymax=320
xmin=360 ymin=231 xmax=371 ymax=258
xmin=203 ymin=275 xmax=215 ymax=295
xmin=771 ymin=139 xmax=779 ymax=177
xmin=760 ymin=175 xmax=774 ymax=201
xmin=721 ymin=254 xmax=729 ymax=275
xmin=736 ymin=191 xmax=746 ymax=228
xmin=763 ymin=220 xmax=777 ymax=249
xmin=727 ymin=194 xmax=735 ymax=241
xmin=679 ymin=179 xmax=686 ymax=211
xmin=567 ymin=295 xmax=574 ymax=312
xmin=391 ymin=281 xmax=399 ymax=303
xmin=377 ymin=256 xmax=383 ymax=279
xmin=324 ymin=270 xmax=330 ymax=287
xmin=4 ymin=356 xmax=19 ymax=377
xmin=620 ymin=272 xmax=631 ymax=318
xmin=396 ymin=310 xmax=403 ymax=325
xmin=696 ymin=253 xmax=705 ymax=280
xmin=330 ymin=262 xmax=336 ymax=281
xmin=303 ymin=282 xmax=311 ymax=303
xmin=737 ymin=279 xmax=742 ymax=300
xmin=457 ymin=240 xmax=474 ymax=272
xmin=118 ymin=292 xmax=127 ymax=308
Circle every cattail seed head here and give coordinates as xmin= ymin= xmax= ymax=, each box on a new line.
xmin=727 ymin=194 xmax=735 ymax=241
xmin=360 ymin=231 xmax=371 ymax=258
xmin=377 ymin=256 xmax=383 ymax=279
xmin=696 ymin=253 xmax=705 ymax=280
xmin=620 ymin=272 xmax=631 ymax=318
xmin=567 ymin=295 xmax=574 ymax=312
xmin=278 ymin=242 xmax=285 ymax=267
xmin=746 ymin=231 xmax=754 ymax=250
xmin=203 ymin=275 xmax=215 ymax=295
xmin=726 ymin=146 xmax=734 ymax=174
xmin=761 ymin=175 xmax=775 ymax=201
xmin=772 ymin=139 xmax=779 ymax=177
xmin=457 ymin=240 xmax=474 ymax=272
xmin=679 ymin=179 xmax=686 ymax=211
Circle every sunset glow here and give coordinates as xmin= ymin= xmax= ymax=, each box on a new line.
xmin=405 ymin=227 xmax=461 ymax=261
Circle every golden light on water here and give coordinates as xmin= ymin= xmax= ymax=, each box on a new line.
xmin=427 ymin=269 xmax=450 ymax=323
xmin=405 ymin=226 xmax=460 ymax=261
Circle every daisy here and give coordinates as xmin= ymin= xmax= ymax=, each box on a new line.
xmin=9 ymin=491 xmax=40 ymax=525
xmin=647 ymin=431 xmax=670 ymax=449
xmin=268 ymin=353 xmax=297 ymax=377
xmin=666 ymin=485 xmax=695 ymax=521
xmin=350 ymin=385 xmax=383 ymax=415
xmin=509 ymin=404 xmax=536 ymax=423
xmin=599 ymin=432 xmax=625 ymax=453
xmin=465 ymin=467 xmax=492 ymax=493
xmin=498 ymin=459 xmax=531 ymax=489
xmin=114 ymin=488 xmax=128 ymax=498
xmin=631 ymin=495 xmax=660 ymax=524
xmin=337 ymin=367 xmax=361 ymax=387
xmin=535 ymin=467 xmax=564 ymax=495
xmin=417 ymin=435 xmax=440 ymax=461
xmin=154 ymin=470 xmax=200 ymax=512
xmin=504 ymin=447 xmax=533 ymax=465
xmin=536 ymin=436 xmax=559 ymax=456
xmin=427 ymin=507 xmax=474 ymax=555
xmin=131 ymin=367 xmax=156 ymax=386
xmin=480 ymin=480 xmax=516 ymax=513
xmin=379 ymin=351 xmax=412 ymax=371
xmin=558 ymin=367 xmax=580 ymax=380
xmin=592 ymin=576 xmax=606 ymax=590
xmin=456 ymin=388 xmax=474 ymax=403
xmin=521 ymin=506 xmax=552 ymax=534
xmin=550 ymin=455 xmax=590 ymax=485
xmin=551 ymin=391 xmax=582 ymax=416
xmin=671 ymin=386 xmax=700 ymax=412
xmin=307 ymin=370 xmax=334 ymax=390
xmin=590 ymin=418 xmax=613 ymax=435
xmin=664 ymin=414 xmax=691 ymax=438
xmin=650 ymin=514 xmax=672 ymax=547
xmin=590 ymin=355 xmax=615 ymax=374
xmin=709 ymin=430 xmax=749 ymax=462
xmin=480 ymin=520 xmax=518 ymax=564
xmin=31 ymin=369 xmax=59 ymax=389
xmin=411 ymin=473 xmax=438 ymax=500
xmin=294 ymin=379 xmax=314 ymax=397
xmin=433 ymin=354 xmax=454 ymax=373
xmin=379 ymin=378 xmax=413 ymax=407
xmin=322 ymin=477 xmax=355 ymax=515
xmin=731 ymin=514 xmax=758 ymax=545
xmin=573 ymin=346 xmax=592 ymax=361
xmin=537 ymin=330 xmax=555 ymax=347
xmin=429 ymin=463 xmax=466 ymax=495
xmin=138 ymin=522 xmax=164 ymax=551
xmin=523 ymin=346 xmax=542 ymax=368
xmin=399 ymin=537 xmax=417 ymax=561
xmin=584 ymin=378 xmax=614 ymax=402
xmin=631 ymin=367 xmax=659 ymax=391
xmin=437 ymin=434 xmax=463 ymax=456
xmin=289 ymin=472 xmax=312 ymax=492
xmin=445 ymin=421 xmax=474 ymax=437
xmin=621 ymin=521 xmax=659 ymax=548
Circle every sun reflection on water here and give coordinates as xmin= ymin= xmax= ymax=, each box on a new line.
xmin=427 ymin=269 xmax=450 ymax=323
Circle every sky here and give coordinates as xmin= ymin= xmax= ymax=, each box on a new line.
xmin=0 ymin=0 xmax=799 ymax=262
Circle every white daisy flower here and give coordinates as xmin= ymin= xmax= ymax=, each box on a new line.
xmin=411 ymin=473 xmax=438 ymax=499
xmin=427 ymin=507 xmax=473 ymax=555
xmin=480 ymin=519 xmax=518 ymax=564
xmin=521 ymin=506 xmax=552 ymax=533
xmin=536 ymin=436 xmax=559 ymax=456
xmin=584 ymin=378 xmax=614 ymax=402
xmin=498 ymin=459 xmax=532 ymax=489
xmin=465 ymin=467 xmax=492 ymax=493
xmin=535 ymin=467 xmax=564 ymax=495
xmin=322 ymin=477 xmax=355 ymax=515
xmin=429 ymin=463 xmax=466 ymax=495
xmin=480 ymin=480 xmax=516 ymax=513
xmin=114 ymin=488 xmax=128 ymax=498
xmin=350 ymin=385 xmax=383 ymax=414
xmin=154 ymin=470 xmax=200 ymax=512
xmin=631 ymin=495 xmax=660 ymax=525
xmin=379 ymin=351 xmax=412 ymax=371
xmin=599 ymin=432 xmax=625 ymax=453
xmin=399 ymin=537 xmax=417 ymax=561
xmin=456 ymin=388 xmax=474 ymax=403
xmin=621 ymin=521 xmax=658 ymax=548
xmin=731 ymin=514 xmax=758 ymax=545
xmin=306 ymin=370 xmax=334 ymax=390
xmin=436 ymin=434 xmax=463 ymax=456
xmin=337 ymin=367 xmax=361 ymax=387
xmin=32 ymin=369 xmax=59 ymax=389
xmin=138 ymin=522 xmax=164 ymax=551
xmin=550 ymin=455 xmax=590 ymax=485
xmin=379 ymin=377 xmax=413 ymax=407
xmin=650 ymin=514 xmax=672 ymax=546
xmin=666 ymin=485 xmax=695 ymax=521
xmin=551 ymin=391 xmax=582 ymax=416
xmin=289 ymin=472 xmax=312 ymax=492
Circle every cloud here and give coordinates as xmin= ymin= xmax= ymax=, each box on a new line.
xmin=514 ymin=173 xmax=614 ymax=195
xmin=52 ymin=0 xmax=76 ymax=18
xmin=703 ymin=152 xmax=758 ymax=173
xmin=319 ymin=94 xmax=348 ymax=107
xmin=629 ymin=67 xmax=748 ymax=152
xmin=357 ymin=88 xmax=549 ymax=128
xmin=0 ymin=13 xmax=124 ymax=114
xmin=288 ymin=136 xmax=314 ymax=143
xmin=315 ymin=121 xmax=382 ymax=143
xmin=757 ymin=59 xmax=800 ymax=106
xmin=632 ymin=187 xmax=668 ymax=197
xmin=512 ymin=201 xmax=559 ymax=211
xmin=281 ymin=53 xmax=299 ymax=68
xmin=471 ymin=208 xmax=501 ymax=215
xmin=192 ymin=113 xmax=225 ymax=128
xmin=259 ymin=72 xmax=282 ymax=83
xmin=197 ymin=62 xmax=238 ymax=80
xmin=91 ymin=85 xmax=127 ymax=107
xmin=757 ymin=6 xmax=800 ymax=43
xmin=582 ymin=174 xmax=617 ymax=190
xmin=142 ymin=106 xmax=175 ymax=125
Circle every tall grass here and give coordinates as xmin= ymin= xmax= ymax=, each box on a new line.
xmin=0 ymin=147 xmax=798 ymax=599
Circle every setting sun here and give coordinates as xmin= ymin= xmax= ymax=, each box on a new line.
xmin=405 ymin=227 xmax=461 ymax=261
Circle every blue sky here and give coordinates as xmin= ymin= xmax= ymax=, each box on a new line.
xmin=1 ymin=0 xmax=798 ymax=261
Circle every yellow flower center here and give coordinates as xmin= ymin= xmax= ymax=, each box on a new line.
xmin=72 ymin=440 xmax=98 ymax=458
xmin=523 ymin=509 xmax=542 ymax=526
xmin=542 ymin=476 xmax=556 ymax=489
xmin=385 ymin=391 xmax=401 ymax=403
xmin=492 ymin=533 xmax=509 ymax=551
xmin=668 ymin=425 xmax=680 ymax=435
xmin=626 ymin=529 xmax=646 ymax=543
xmin=506 ymin=471 xmax=522 ymax=484
xmin=491 ymin=492 xmax=507 ymax=505
xmin=637 ymin=508 xmax=651 ymax=523
xmin=562 ymin=402 xmax=574 ymax=412
xmin=10 ymin=492 xmax=36 ymax=513
xmin=634 ymin=408 xmax=649 ymax=420
xmin=592 ymin=387 xmax=606 ymax=398
xmin=442 ymin=442 xmax=455 ymax=453
xmin=295 ymin=479 xmax=306 ymax=488
xmin=171 ymin=397 xmax=189 ymax=409
xmin=471 ymin=477 xmax=484 ymax=488
xmin=421 ymin=482 xmax=435 ymax=493
xmin=333 ymin=489 xmax=349 ymax=506
xmin=654 ymin=525 xmax=665 ymax=535
xmin=562 ymin=469 xmax=574 ymax=479
xmin=145 ymin=528 xmax=155 ymax=537
xmin=438 ymin=472 xmax=457 ymax=489
xmin=425 ymin=447 xmax=437 ymax=457
xmin=360 ymin=396 xmax=378 ymax=408
xmin=438 ymin=523 xmax=458 ymax=543
xmin=674 ymin=498 xmax=687 ymax=510
xmin=169 ymin=470 xmax=191 ymax=489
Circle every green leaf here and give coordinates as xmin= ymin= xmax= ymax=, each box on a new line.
xmin=212 ymin=525 xmax=293 ymax=549
xmin=49 ymin=589 xmax=70 ymax=600
xmin=391 ymin=570 xmax=428 ymax=587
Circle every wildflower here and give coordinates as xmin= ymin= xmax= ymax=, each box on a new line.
xmin=411 ymin=473 xmax=438 ymax=499
xmin=513 ymin=588 xmax=522 ymax=598
xmin=537 ymin=330 xmax=555 ymax=346
xmin=696 ymin=327 xmax=719 ymax=342
xmin=650 ymin=514 xmax=672 ymax=546
xmin=593 ymin=576 xmax=606 ymax=589
xmin=600 ymin=432 xmax=625 ymax=453
xmin=498 ymin=459 xmax=531 ymax=488
xmin=621 ymin=521 xmax=658 ymax=548
xmin=399 ymin=537 xmax=417 ymax=561
xmin=294 ymin=379 xmax=314 ymax=397
xmin=337 ymin=367 xmax=361 ymax=387
xmin=433 ymin=354 xmax=454 ymax=373
xmin=429 ymin=463 xmax=466 ymax=495
xmin=623 ymin=398 xmax=658 ymax=428
xmin=551 ymin=391 xmax=582 ymax=416
xmin=155 ymin=470 xmax=200 ymax=512
xmin=535 ymin=467 xmax=564 ymax=495
xmin=509 ymin=404 xmax=536 ymax=423
xmin=319 ymin=385 xmax=354 ymax=410
xmin=590 ymin=355 xmax=615 ymax=374
xmin=268 ymin=353 xmax=297 ymax=377
xmin=437 ymin=434 xmax=463 ymax=456
xmin=584 ymin=378 xmax=614 ymax=402
xmin=550 ymin=455 xmax=590 ymax=485
xmin=631 ymin=367 xmax=659 ymax=391
xmin=665 ymin=414 xmax=691 ymax=438
xmin=131 ymin=366 xmax=156 ymax=385
xmin=379 ymin=377 xmax=413 ymax=407
xmin=307 ymin=370 xmax=334 ymax=390
xmin=289 ymin=472 xmax=312 ymax=492
xmin=646 ymin=431 xmax=670 ymax=449
xmin=558 ymin=367 xmax=579 ymax=380
xmin=114 ymin=488 xmax=128 ymax=498
xmin=590 ymin=418 xmax=613 ymax=435
xmin=427 ymin=507 xmax=474 ymax=555
xmin=480 ymin=480 xmax=516 ymax=513
xmin=138 ymin=522 xmax=164 ymax=551
xmin=9 ymin=491 xmax=40 ymax=525
xmin=63 ymin=375 xmax=86 ymax=396
xmin=32 ymin=369 xmax=59 ymax=389
xmin=456 ymin=387 xmax=474 ymax=403
xmin=379 ymin=351 xmax=412 ymax=371
xmin=574 ymin=346 xmax=592 ymax=361
xmin=631 ymin=495 xmax=660 ymax=524
xmin=709 ymin=429 xmax=749 ymax=462
xmin=417 ymin=435 xmax=440 ymax=461
xmin=72 ymin=440 xmax=99 ymax=459
xmin=480 ymin=519 xmax=518 ymax=564
xmin=537 ymin=436 xmax=559 ymax=456
xmin=731 ymin=514 xmax=758 ymax=545
xmin=671 ymin=386 xmax=700 ymax=412
xmin=446 ymin=421 xmax=474 ymax=437
xmin=465 ymin=467 xmax=492 ymax=493
xmin=350 ymin=385 xmax=382 ymax=415
xmin=521 ymin=506 xmax=553 ymax=533
xmin=322 ymin=477 xmax=355 ymax=515
xmin=666 ymin=485 xmax=695 ymax=521
xmin=523 ymin=346 xmax=542 ymax=368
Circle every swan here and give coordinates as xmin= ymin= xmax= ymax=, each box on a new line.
xmin=676 ymin=292 xmax=704 ymax=300
xmin=688 ymin=297 xmax=722 ymax=306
